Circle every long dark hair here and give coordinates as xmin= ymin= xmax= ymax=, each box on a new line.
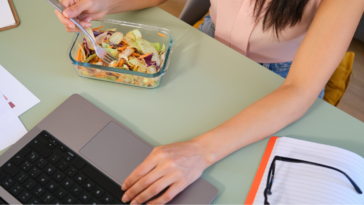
xmin=253 ymin=0 xmax=310 ymax=38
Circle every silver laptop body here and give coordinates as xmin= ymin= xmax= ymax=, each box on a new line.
xmin=0 ymin=94 xmax=218 ymax=204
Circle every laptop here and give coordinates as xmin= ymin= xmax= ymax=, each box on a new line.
xmin=0 ymin=94 xmax=218 ymax=204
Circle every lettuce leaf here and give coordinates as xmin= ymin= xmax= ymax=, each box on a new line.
xmin=135 ymin=38 xmax=161 ymax=66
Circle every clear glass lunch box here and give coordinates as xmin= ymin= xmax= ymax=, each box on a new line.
xmin=68 ymin=19 xmax=174 ymax=88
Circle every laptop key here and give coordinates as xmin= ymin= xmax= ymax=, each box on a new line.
xmin=28 ymin=197 xmax=41 ymax=205
xmin=11 ymin=147 xmax=31 ymax=165
xmin=9 ymin=183 xmax=24 ymax=196
xmin=58 ymin=144 xmax=68 ymax=152
xmin=23 ymin=179 xmax=36 ymax=190
xmin=83 ymin=179 xmax=95 ymax=191
xmin=20 ymin=160 xmax=33 ymax=172
xmin=15 ymin=171 xmax=29 ymax=183
xmin=40 ymin=191 xmax=54 ymax=203
xmin=27 ymin=152 xmax=40 ymax=163
xmin=1 ymin=177 xmax=15 ymax=189
xmin=49 ymin=153 xmax=61 ymax=164
xmin=44 ymin=164 xmax=57 ymax=176
xmin=71 ymin=156 xmax=86 ymax=169
xmin=91 ymin=186 xmax=104 ymax=198
xmin=63 ymin=193 xmax=77 ymax=204
xmin=35 ymin=157 xmax=48 ymax=169
xmin=88 ymin=197 xmax=102 ymax=205
xmin=70 ymin=184 xmax=83 ymax=196
xmin=39 ymin=131 xmax=51 ymax=139
xmin=2 ymin=162 xmax=20 ymax=177
xmin=32 ymin=185 xmax=45 ymax=197
xmin=56 ymin=159 xmax=69 ymax=171
xmin=45 ymin=180 xmax=59 ymax=193
xmin=37 ymin=173 xmax=50 ymax=186
xmin=28 ymin=167 xmax=41 ymax=179
xmin=61 ymin=177 xmax=74 ymax=189
xmin=49 ymin=138 xmax=59 ymax=146
xmin=78 ymin=191 xmax=92 ymax=203
xmin=18 ymin=190 xmax=33 ymax=203
xmin=64 ymin=151 xmax=75 ymax=162
xmin=30 ymin=140 xmax=52 ymax=158
xmin=54 ymin=187 xmax=67 ymax=199
xmin=88 ymin=197 xmax=103 ymax=205
xmin=51 ymin=198 xmax=62 ymax=205
xmin=45 ymin=179 xmax=59 ymax=193
xmin=73 ymin=172 xmax=87 ymax=184
xmin=46 ymin=142 xmax=56 ymax=149
xmin=101 ymin=193 xmax=114 ymax=204
xmin=65 ymin=166 xmax=78 ymax=177
xmin=52 ymin=171 xmax=65 ymax=183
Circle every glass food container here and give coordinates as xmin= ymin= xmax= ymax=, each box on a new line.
xmin=68 ymin=19 xmax=174 ymax=88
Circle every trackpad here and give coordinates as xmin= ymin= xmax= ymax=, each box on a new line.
xmin=80 ymin=121 xmax=153 ymax=184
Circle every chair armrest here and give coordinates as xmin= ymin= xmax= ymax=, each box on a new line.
xmin=179 ymin=0 xmax=211 ymax=26
xmin=354 ymin=14 xmax=364 ymax=42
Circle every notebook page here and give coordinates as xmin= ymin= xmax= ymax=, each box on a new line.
xmin=252 ymin=137 xmax=364 ymax=205
xmin=0 ymin=0 xmax=16 ymax=29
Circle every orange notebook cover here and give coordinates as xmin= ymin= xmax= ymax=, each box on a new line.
xmin=244 ymin=136 xmax=278 ymax=205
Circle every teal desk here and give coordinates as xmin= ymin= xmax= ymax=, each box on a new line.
xmin=1 ymin=1 xmax=364 ymax=203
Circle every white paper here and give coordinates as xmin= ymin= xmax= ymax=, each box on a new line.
xmin=0 ymin=0 xmax=16 ymax=29
xmin=0 ymin=91 xmax=27 ymax=151
xmin=253 ymin=137 xmax=364 ymax=204
xmin=0 ymin=65 xmax=40 ymax=116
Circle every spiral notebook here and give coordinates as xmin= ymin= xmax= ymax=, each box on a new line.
xmin=0 ymin=0 xmax=20 ymax=32
xmin=245 ymin=137 xmax=364 ymax=204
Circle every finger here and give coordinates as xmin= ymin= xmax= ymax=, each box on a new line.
xmin=146 ymin=181 xmax=187 ymax=205
xmin=78 ymin=12 xmax=108 ymax=23
xmin=63 ymin=0 xmax=92 ymax=19
xmin=122 ymin=168 xmax=164 ymax=203
xmin=122 ymin=159 xmax=157 ymax=191
xmin=60 ymin=0 xmax=76 ymax=7
xmin=131 ymin=175 xmax=176 ymax=205
xmin=55 ymin=9 xmax=76 ymax=29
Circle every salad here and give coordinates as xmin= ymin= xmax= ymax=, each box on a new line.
xmin=75 ymin=26 xmax=167 ymax=88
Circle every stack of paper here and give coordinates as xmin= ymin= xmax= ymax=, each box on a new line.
xmin=0 ymin=91 xmax=27 ymax=151
xmin=0 ymin=0 xmax=16 ymax=29
xmin=0 ymin=65 xmax=40 ymax=151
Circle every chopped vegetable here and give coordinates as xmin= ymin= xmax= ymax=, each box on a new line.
xmin=158 ymin=33 xmax=166 ymax=38
xmin=95 ymin=32 xmax=108 ymax=45
xmin=161 ymin=44 xmax=166 ymax=52
xmin=85 ymin=27 xmax=96 ymax=50
xmin=109 ymin=32 xmax=123 ymax=45
xmin=84 ymin=54 xmax=97 ymax=63
xmin=92 ymin=26 xmax=104 ymax=31
xmin=152 ymin=42 xmax=161 ymax=52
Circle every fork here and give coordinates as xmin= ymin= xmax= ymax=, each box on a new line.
xmin=46 ymin=0 xmax=118 ymax=64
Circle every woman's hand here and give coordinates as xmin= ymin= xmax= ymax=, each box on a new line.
xmin=54 ymin=0 xmax=168 ymax=32
xmin=121 ymin=140 xmax=211 ymax=205
xmin=55 ymin=0 xmax=110 ymax=32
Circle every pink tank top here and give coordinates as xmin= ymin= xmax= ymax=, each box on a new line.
xmin=209 ymin=0 xmax=321 ymax=63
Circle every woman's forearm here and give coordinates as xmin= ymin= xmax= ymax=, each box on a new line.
xmin=194 ymin=0 xmax=364 ymax=167
xmin=106 ymin=0 xmax=168 ymax=14
xmin=193 ymin=84 xmax=315 ymax=166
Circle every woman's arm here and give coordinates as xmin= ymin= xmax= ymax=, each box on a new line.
xmin=55 ymin=0 xmax=167 ymax=32
xmin=121 ymin=1 xmax=364 ymax=204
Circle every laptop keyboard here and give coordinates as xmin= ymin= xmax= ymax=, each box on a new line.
xmin=0 ymin=131 xmax=125 ymax=204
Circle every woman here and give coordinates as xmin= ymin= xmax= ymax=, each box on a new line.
xmin=56 ymin=0 xmax=364 ymax=204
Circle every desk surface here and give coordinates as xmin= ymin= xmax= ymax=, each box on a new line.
xmin=1 ymin=0 xmax=364 ymax=203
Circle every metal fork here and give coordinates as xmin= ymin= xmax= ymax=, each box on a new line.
xmin=46 ymin=0 xmax=118 ymax=64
